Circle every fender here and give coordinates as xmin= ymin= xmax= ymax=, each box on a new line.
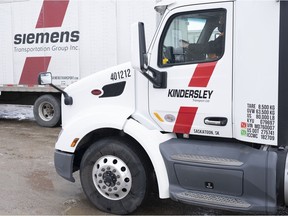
xmin=56 ymin=62 xmax=136 ymax=152
xmin=55 ymin=105 xmax=133 ymax=153
xmin=123 ymin=118 xmax=175 ymax=199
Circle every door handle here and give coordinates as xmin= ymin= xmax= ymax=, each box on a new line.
xmin=204 ymin=117 xmax=228 ymax=126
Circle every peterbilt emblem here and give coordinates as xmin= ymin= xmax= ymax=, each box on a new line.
xmin=164 ymin=114 xmax=175 ymax=122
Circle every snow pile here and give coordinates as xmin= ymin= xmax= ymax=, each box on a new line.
xmin=0 ymin=105 xmax=34 ymax=120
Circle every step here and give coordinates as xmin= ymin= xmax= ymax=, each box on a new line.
xmin=171 ymin=154 xmax=243 ymax=166
xmin=175 ymin=191 xmax=251 ymax=209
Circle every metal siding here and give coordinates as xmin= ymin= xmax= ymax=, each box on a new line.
xmin=0 ymin=4 xmax=14 ymax=84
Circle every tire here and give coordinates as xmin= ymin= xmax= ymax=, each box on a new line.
xmin=80 ymin=137 xmax=150 ymax=214
xmin=33 ymin=94 xmax=61 ymax=127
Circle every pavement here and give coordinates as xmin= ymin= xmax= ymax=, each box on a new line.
xmin=0 ymin=118 xmax=228 ymax=215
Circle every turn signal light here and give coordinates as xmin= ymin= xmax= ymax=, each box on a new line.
xmin=70 ymin=138 xmax=79 ymax=147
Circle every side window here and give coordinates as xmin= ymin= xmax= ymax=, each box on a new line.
xmin=159 ymin=9 xmax=226 ymax=66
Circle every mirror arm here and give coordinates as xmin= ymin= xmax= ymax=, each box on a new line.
xmin=49 ymin=83 xmax=73 ymax=105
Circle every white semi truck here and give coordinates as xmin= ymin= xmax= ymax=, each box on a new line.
xmin=40 ymin=0 xmax=288 ymax=214
xmin=0 ymin=0 xmax=157 ymax=127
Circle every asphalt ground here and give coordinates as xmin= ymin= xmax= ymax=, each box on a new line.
xmin=0 ymin=119 xmax=228 ymax=215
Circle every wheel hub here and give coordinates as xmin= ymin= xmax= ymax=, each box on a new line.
xmin=92 ymin=155 xmax=132 ymax=200
xmin=103 ymin=171 xmax=117 ymax=187
xmin=38 ymin=102 xmax=54 ymax=121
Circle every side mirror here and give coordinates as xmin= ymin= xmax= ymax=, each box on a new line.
xmin=131 ymin=22 xmax=167 ymax=89
xmin=131 ymin=22 xmax=148 ymax=72
xmin=37 ymin=72 xmax=73 ymax=105
xmin=38 ymin=72 xmax=52 ymax=85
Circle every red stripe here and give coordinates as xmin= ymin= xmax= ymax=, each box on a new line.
xmin=188 ymin=62 xmax=217 ymax=87
xmin=19 ymin=57 xmax=51 ymax=85
xmin=172 ymin=61 xmax=217 ymax=134
xmin=36 ymin=0 xmax=69 ymax=28
xmin=18 ymin=1 xmax=69 ymax=85
xmin=173 ymin=107 xmax=198 ymax=134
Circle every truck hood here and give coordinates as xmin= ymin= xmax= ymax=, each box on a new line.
xmin=61 ymin=62 xmax=136 ymax=127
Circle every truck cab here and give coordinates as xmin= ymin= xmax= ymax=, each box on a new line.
xmin=48 ymin=0 xmax=288 ymax=214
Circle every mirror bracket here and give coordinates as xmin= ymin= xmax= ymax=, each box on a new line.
xmin=49 ymin=83 xmax=73 ymax=105
xmin=142 ymin=66 xmax=167 ymax=89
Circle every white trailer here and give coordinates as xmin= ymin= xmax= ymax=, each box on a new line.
xmin=0 ymin=0 xmax=157 ymax=127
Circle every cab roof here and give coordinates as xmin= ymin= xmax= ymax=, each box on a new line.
xmin=155 ymin=0 xmax=236 ymax=14
xmin=156 ymin=0 xmax=235 ymax=9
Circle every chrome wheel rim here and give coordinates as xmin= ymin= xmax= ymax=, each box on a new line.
xmin=92 ymin=155 xmax=132 ymax=200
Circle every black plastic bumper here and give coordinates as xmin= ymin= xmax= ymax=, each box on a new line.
xmin=54 ymin=150 xmax=75 ymax=182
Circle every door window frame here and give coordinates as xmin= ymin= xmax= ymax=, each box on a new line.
xmin=157 ymin=8 xmax=227 ymax=68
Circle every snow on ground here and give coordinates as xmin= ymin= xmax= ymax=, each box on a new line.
xmin=0 ymin=105 xmax=34 ymax=121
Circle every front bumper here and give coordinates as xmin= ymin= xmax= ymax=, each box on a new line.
xmin=54 ymin=150 xmax=75 ymax=182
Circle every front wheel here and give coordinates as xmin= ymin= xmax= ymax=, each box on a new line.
xmin=80 ymin=138 xmax=150 ymax=214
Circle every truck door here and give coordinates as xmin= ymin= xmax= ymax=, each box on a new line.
xmin=148 ymin=2 xmax=233 ymax=138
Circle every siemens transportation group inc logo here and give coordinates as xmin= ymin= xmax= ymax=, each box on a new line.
xmin=13 ymin=30 xmax=80 ymax=53
xmin=14 ymin=31 xmax=80 ymax=45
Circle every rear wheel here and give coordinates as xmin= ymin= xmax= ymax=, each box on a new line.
xmin=33 ymin=94 xmax=61 ymax=127
xmin=80 ymin=137 xmax=149 ymax=214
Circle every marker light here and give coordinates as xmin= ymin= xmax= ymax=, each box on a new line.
xmin=154 ymin=112 xmax=164 ymax=122
xmin=91 ymin=89 xmax=102 ymax=96
xmin=70 ymin=138 xmax=79 ymax=147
